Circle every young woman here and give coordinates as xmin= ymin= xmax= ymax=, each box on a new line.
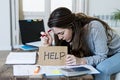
xmin=41 ymin=7 xmax=120 ymax=80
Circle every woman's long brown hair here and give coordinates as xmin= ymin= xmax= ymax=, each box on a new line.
xmin=48 ymin=7 xmax=113 ymax=58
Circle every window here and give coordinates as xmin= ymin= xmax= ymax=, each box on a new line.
xmin=12 ymin=0 xmax=85 ymax=48
xmin=21 ymin=0 xmax=77 ymax=25
xmin=51 ymin=0 xmax=72 ymax=12
xmin=23 ymin=0 xmax=73 ymax=12
xmin=23 ymin=0 xmax=45 ymax=12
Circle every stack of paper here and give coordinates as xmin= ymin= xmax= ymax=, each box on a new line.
xmin=13 ymin=65 xmax=100 ymax=77
xmin=13 ymin=65 xmax=63 ymax=76
xmin=5 ymin=52 xmax=37 ymax=64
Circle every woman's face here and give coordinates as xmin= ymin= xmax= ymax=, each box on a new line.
xmin=52 ymin=27 xmax=72 ymax=42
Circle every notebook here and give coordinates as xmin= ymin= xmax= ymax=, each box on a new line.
xmin=60 ymin=66 xmax=91 ymax=77
xmin=5 ymin=52 xmax=37 ymax=64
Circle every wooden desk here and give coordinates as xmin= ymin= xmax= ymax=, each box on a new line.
xmin=0 ymin=64 xmax=93 ymax=80
xmin=0 ymin=50 xmax=93 ymax=80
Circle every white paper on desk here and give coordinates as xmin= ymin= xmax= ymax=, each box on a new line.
xmin=26 ymin=41 xmax=42 ymax=47
xmin=13 ymin=65 xmax=64 ymax=76
xmin=5 ymin=52 xmax=37 ymax=64
xmin=13 ymin=65 xmax=99 ymax=76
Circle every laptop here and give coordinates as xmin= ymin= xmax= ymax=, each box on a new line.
xmin=19 ymin=19 xmax=45 ymax=48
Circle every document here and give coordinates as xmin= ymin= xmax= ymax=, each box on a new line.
xmin=26 ymin=41 xmax=42 ymax=47
xmin=5 ymin=52 xmax=37 ymax=64
xmin=13 ymin=65 xmax=63 ymax=76
xmin=13 ymin=65 xmax=99 ymax=77
xmin=60 ymin=65 xmax=94 ymax=77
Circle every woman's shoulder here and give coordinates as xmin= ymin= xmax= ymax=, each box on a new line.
xmin=89 ymin=20 xmax=103 ymax=27
xmin=88 ymin=20 xmax=105 ymax=30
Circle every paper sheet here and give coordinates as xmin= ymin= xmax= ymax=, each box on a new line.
xmin=13 ymin=65 xmax=99 ymax=76
xmin=5 ymin=52 xmax=37 ymax=64
xmin=13 ymin=65 xmax=63 ymax=76
xmin=26 ymin=41 xmax=42 ymax=47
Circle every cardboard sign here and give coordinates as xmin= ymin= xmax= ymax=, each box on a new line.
xmin=38 ymin=46 xmax=67 ymax=66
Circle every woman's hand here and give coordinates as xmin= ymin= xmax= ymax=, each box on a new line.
xmin=66 ymin=54 xmax=87 ymax=65
xmin=40 ymin=31 xmax=53 ymax=46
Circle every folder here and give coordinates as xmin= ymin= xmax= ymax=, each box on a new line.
xmin=20 ymin=45 xmax=38 ymax=51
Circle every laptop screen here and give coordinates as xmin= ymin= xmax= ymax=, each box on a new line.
xmin=19 ymin=19 xmax=45 ymax=44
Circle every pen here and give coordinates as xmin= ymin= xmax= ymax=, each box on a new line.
xmin=41 ymin=29 xmax=52 ymax=37
xmin=47 ymin=29 xmax=52 ymax=33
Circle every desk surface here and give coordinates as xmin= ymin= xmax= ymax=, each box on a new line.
xmin=0 ymin=64 xmax=66 ymax=80
xmin=0 ymin=50 xmax=93 ymax=80
xmin=0 ymin=65 xmax=93 ymax=80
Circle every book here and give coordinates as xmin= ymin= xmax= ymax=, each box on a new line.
xmin=60 ymin=66 xmax=92 ymax=77
xmin=5 ymin=52 xmax=37 ymax=64
xmin=20 ymin=45 xmax=38 ymax=51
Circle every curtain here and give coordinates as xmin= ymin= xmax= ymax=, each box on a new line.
xmin=19 ymin=0 xmax=24 ymax=20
